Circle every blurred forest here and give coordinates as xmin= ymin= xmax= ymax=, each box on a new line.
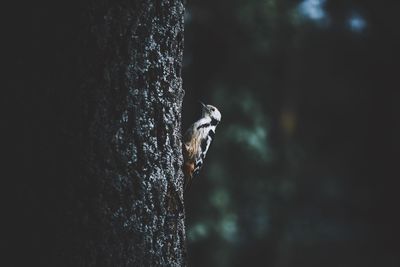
xmin=182 ymin=0 xmax=399 ymax=266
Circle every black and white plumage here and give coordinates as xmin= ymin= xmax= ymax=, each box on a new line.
xmin=183 ymin=102 xmax=221 ymax=189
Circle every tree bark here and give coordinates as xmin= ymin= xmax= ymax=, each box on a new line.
xmin=9 ymin=0 xmax=186 ymax=266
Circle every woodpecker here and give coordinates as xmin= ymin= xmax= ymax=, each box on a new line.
xmin=183 ymin=102 xmax=221 ymax=190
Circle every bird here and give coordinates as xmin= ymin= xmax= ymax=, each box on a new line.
xmin=183 ymin=102 xmax=221 ymax=191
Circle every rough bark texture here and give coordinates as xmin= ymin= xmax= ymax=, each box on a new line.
xmin=8 ymin=0 xmax=186 ymax=266
xmin=78 ymin=0 xmax=186 ymax=265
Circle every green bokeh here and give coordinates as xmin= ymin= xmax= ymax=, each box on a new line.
xmin=183 ymin=0 xmax=398 ymax=266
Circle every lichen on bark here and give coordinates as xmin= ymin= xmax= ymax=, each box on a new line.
xmin=74 ymin=0 xmax=187 ymax=266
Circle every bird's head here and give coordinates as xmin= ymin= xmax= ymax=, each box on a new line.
xmin=200 ymin=102 xmax=221 ymax=124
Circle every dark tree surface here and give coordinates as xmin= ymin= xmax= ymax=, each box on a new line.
xmin=7 ymin=0 xmax=186 ymax=266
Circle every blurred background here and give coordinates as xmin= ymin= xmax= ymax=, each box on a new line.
xmin=181 ymin=0 xmax=399 ymax=266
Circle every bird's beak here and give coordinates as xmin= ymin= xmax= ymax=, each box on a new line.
xmin=199 ymin=101 xmax=206 ymax=108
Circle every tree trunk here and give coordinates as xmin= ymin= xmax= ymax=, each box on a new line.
xmin=8 ymin=0 xmax=186 ymax=266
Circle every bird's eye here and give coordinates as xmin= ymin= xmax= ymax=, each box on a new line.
xmin=210 ymin=108 xmax=215 ymax=112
